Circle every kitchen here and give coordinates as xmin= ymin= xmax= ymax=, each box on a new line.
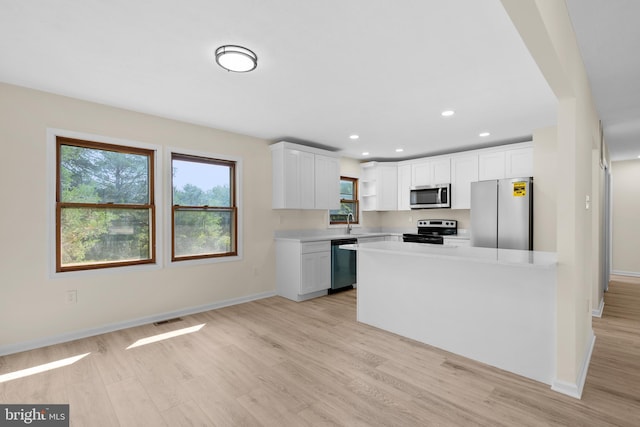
xmin=273 ymin=137 xmax=562 ymax=385
xmin=1 ymin=0 xmax=638 ymax=424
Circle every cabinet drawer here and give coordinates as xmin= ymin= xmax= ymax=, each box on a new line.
xmin=301 ymin=241 xmax=330 ymax=254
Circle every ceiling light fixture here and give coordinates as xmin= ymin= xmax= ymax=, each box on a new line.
xmin=215 ymin=45 xmax=258 ymax=73
xmin=395 ymin=148 xmax=404 ymax=153
xmin=362 ymin=152 xmax=370 ymax=156
xmin=441 ymin=110 xmax=455 ymax=117
xmin=349 ymin=134 xmax=360 ymax=140
xmin=479 ymin=132 xmax=491 ymax=137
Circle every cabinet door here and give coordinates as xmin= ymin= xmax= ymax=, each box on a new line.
xmin=505 ymin=147 xmax=533 ymax=178
xmin=411 ymin=162 xmax=431 ymax=186
xmin=377 ymin=164 xmax=398 ymax=211
xmin=451 ymin=154 xmax=478 ymax=209
xmin=300 ymin=251 xmax=330 ymax=294
xmin=478 ymin=151 xmax=506 ymax=181
xmin=431 ymin=157 xmax=451 ymax=185
xmin=315 ymin=155 xmax=340 ymax=210
xmin=299 ymin=151 xmax=315 ymax=209
xmin=277 ymin=149 xmax=301 ymax=208
xmin=397 ymin=164 xmax=411 ymax=211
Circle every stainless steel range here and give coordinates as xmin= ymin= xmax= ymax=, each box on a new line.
xmin=402 ymin=219 xmax=457 ymax=244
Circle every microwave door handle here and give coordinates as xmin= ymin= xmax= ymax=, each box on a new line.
xmin=437 ymin=187 xmax=442 ymax=204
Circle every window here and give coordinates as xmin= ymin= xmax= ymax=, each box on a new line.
xmin=56 ymin=137 xmax=155 ymax=272
xmin=171 ymin=153 xmax=237 ymax=261
xmin=329 ymin=177 xmax=359 ymax=224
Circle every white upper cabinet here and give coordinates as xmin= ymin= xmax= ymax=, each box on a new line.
xmin=505 ymin=146 xmax=533 ymax=178
xmin=299 ymin=151 xmax=316 ymax=209
xmin=432 ymin=157 xmax=451 ymax=184
xmin=397 ymin=164 xmax=412 ymax=211
xmin=411 ymin=157 xmax=451 ymax=187
xmin=450 ymin=154 xmax=479 ymax=209
xmin=411 ymin=161 xmax=431 ymax=186
xmin=271 ymin=142 xmax=340 ymax=209
xmin=478 ymin=150 xmax=506 ymax=181
xmin=478 ymin=143 xmax=533 ymax=181
xmin=377 ymin=163 xmax=398 ymax=211
xmin=315 ymin=154 xmax=340 ymax=210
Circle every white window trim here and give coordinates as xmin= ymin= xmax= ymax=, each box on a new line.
xmin=46 ymin=128 xmax=163 ymax=279
xmin=165 ymin=147 xmax=243 ymax=267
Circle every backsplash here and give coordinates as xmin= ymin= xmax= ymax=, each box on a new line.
xmin=377 ymin=209 xmax=471 ymax=231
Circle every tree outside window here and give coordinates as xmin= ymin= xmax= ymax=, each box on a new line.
xmin=330 ymin=177 xmax=359 ymax=224
xmin=171 ymin=153 xmax=237 ymax=261
xmin=56 ymin=137 xmax=155 ymax=272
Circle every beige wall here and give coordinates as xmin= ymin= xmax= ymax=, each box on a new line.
xmin=0 ymin=83 xmax=323 ymax=351
xmin=533 ymin=126 xmax=557 ymax=252
xmin=611 ymin=160 xmax=640 ymax=274
xmin=502 ymin=0 xmax=600 ymax=397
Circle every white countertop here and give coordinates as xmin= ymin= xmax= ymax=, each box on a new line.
xmin=345 ymin=240 xmax=557 ymax=269
xmin=275 ymin=232 xmax=396 ymax=243
xmin=274 ymin=228 xmax=471 ymax=243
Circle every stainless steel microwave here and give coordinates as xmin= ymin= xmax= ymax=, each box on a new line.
xmin=410 ymin=184 xmax=451 ymax=209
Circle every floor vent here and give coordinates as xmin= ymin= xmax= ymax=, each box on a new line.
xmin=153 ymin=317 xmax=183 ymax=326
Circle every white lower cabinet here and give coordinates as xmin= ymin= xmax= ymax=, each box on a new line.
xmin=276 ymin=240 xmax=330 ymax=301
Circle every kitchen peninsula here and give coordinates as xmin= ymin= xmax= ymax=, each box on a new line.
xmin=353 ymin=241 xmax=557 ymax=385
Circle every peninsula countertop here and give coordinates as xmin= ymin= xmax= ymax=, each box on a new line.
xmin=346 ymin=240 xmax=557 ymax=269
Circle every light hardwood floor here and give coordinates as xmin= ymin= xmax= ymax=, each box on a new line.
xmin=1 ymin=277 xmax=640 ymax=426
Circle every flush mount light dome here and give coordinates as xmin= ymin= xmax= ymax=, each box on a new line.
xmin=215 ymin=45 xmax=257 ymax=72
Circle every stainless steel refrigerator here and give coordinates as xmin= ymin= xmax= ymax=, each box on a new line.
xmin=470 ymin=177 xmax=533 ymax=250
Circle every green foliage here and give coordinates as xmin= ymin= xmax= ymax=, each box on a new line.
xmin=173 ymin=183 xmax=230 ymax=207
xmin=59 ymin=144 xmax=151 ymax=266
xmin=173 ymin=209 xmax=233 ymax=257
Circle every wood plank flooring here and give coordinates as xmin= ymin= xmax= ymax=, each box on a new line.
xmin=1 ymin=278 xmax=640 ymax=426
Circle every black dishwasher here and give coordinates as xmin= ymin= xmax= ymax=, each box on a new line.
xmin=330 ymin=238 xmax=357 ymax=293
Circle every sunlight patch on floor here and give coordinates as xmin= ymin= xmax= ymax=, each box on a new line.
xmin=0 ymin=352 xmax=91 ymax=383
xmin=126 ymin=324 xmax=205 ymax=349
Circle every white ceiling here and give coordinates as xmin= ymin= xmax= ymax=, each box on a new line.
xmin=0 ymin=0 xmax=560 ymax=161
xmin=566 ymin=0 xmax=640 ymax=161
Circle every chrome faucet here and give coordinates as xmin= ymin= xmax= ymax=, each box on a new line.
xmin=346 ymin=212 xmax=354 ymax=234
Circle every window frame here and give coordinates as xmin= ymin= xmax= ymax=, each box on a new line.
xmin=170 ymin=152 xmax=238 ymax=262
xmin=55 ymin=136 xmax=156 ymax=273
xmin=166 ymin=148 xmax=242 ymax=266
xmin=329 ymin=176 xmax=360 ymax=225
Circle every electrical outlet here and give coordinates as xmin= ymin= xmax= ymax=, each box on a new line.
xmin=66 ymin=290 xmax=77 ymax=304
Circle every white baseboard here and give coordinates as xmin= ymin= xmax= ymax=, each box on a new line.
xmin=592 ymin=299 xmax=604 ymax=318
xmin=0 ymin=291 xmax=276 ymax=357
xmin=551 ymin=331 xmax=596 ymax=399
xmin=612 ymin=270 xmax=640 ymax=278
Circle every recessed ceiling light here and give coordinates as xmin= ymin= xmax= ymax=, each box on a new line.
xmin=349 ymin=134 xmax=359 ymax=140
xmin=441 ymin=110 xmax=455 ymax=117
xmin=215 ymin=45 xmax=258 ymax=73
xmin=479 ymin=132 xmax=491 ymax=137
xmin=362 ymin=152 xmax=370 ymax=156
xmin=395 ymin=148 xmax=404 ymax=153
